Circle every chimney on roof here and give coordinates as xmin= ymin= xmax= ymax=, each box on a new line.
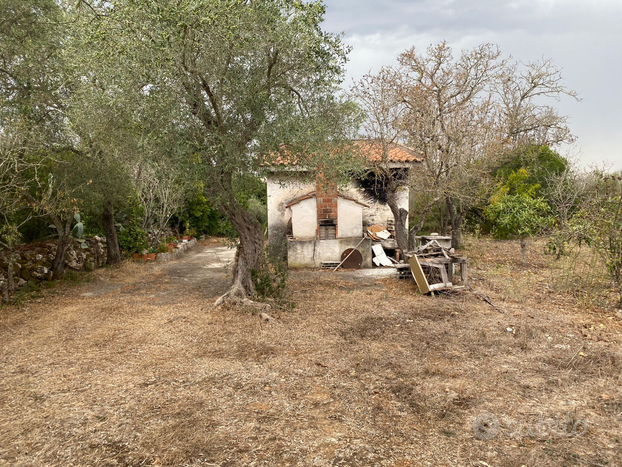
xmin=316 ymin=175 xmax=338 ymax=239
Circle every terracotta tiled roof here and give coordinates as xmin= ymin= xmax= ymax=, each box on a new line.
xmin=265 ymin=140 xmax=424 ymax=166
xmin=285 ymin=191 xmax=370 ymax=209
xmin=270 ymin=152 xmax=299 ymax=166
xmin=354 ymin=140 xmax=424 ymax=163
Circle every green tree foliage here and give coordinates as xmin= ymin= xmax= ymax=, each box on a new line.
xmin=117 ymin=218 xmax=149 ymax=255
xmin=0 ymin=0 xmax=65 ymax=243
xmin=174 ymin=191 xmax=222 ymax=236
xmin=496 ymin=145 xmax=569 ymax=198
xmin=81 ymin=0 xmax=358 ymax=302
xmin=485 ymin=169 xmax=553 ymax=264
xmin=0 ymin=0 xmax=92 ymax=277
xmin=0 ymin=0 xmax=65 ymax=125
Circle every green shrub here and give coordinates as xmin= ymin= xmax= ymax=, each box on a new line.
xmin=485 ymin=169 xmax=553 ymax=264
xmin=117 ymin=219 xmax=149 ymax=254
xmin=174 ymin=192 xmax=221 ymax=236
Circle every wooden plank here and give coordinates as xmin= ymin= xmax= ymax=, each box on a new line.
xmin=409 ymin=255 xmax=430 ymax=294
xmin=438 ymin=264 xmax=449 ymax=284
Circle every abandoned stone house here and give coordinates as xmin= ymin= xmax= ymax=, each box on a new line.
xmin=266 ymin=141 xmax=424 ymax=268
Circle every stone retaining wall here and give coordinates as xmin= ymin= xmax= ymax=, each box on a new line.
xmin=1 ymin=237 xmax=199 ymax=302
xmin=0 ymin=237 xmax=108 ymax=302
xmin=155 ymin=238 xmax=198 ymax=262
xmin=0 ymin=237 xmax=108 ymax=284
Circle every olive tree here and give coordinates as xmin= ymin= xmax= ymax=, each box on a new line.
xmin=0 ymin=0 xmax=60 ymax=235
xmin=82 ymin=0 xmax=355 ymax=303
xmin=0 ymin=0 xmax=86 ymax=278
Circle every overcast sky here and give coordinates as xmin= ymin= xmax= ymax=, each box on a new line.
xmin=322 ymin=0 xmax=622 ymax=171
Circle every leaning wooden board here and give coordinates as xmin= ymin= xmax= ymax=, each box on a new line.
xmin=408 ymin=255 xmax=430 ymax=294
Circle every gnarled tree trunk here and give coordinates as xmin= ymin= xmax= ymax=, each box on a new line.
xmin=213 ymin=198 xmax=265 ymax=308
xmin=102 ymin=200 xmax=121 ymax=265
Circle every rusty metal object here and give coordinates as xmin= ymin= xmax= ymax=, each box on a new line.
xmin=340 ymin=248 xmax=363 ymax=269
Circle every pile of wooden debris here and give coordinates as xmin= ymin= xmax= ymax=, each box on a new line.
xmin=398 ymin=240 xmax=468 ymax=294
xmin=362 ymin=227 xmax=468 ymax=294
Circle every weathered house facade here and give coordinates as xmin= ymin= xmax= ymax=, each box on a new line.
xmin=267 ymin=141 xmax=423 ymax=268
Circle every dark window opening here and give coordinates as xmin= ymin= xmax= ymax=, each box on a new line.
xmin=319 ymin=219 xmax=336 ymax=240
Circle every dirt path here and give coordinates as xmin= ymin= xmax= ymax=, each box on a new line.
xmin=78 ymin=241 xmax=237 ymax=301
xmin=0 ymin=241 xmax=239 ymax=466
xmin=1 ymin=238 xmax=621 ymax=466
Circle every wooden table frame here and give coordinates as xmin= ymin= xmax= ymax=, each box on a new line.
xmin=418 ymin=257 xmax=468 ymax=285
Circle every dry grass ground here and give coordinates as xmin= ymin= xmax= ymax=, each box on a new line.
xmin=0 ymin=236 xmax=621 ymax=466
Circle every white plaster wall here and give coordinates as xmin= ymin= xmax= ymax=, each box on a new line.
xmin=267 ymin=173 xmax=410 ymax=243
xmin=290 ymin=197 xmax=317 ymax=240
xmin=288 ymin=238 xmax=373 ymax=268
xmin=337 ymin=198 xmax=363 ymax=238
xmin=267 ymin=174 xmax=314 ymax=244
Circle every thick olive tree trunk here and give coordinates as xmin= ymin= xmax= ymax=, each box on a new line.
xmin=230 ymin=218 xmax=264 ymax=298
xmin=102 ymin=200 xmax=121 ymax=265
xmin=213 ymin=199 xmax=265 ymax=307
